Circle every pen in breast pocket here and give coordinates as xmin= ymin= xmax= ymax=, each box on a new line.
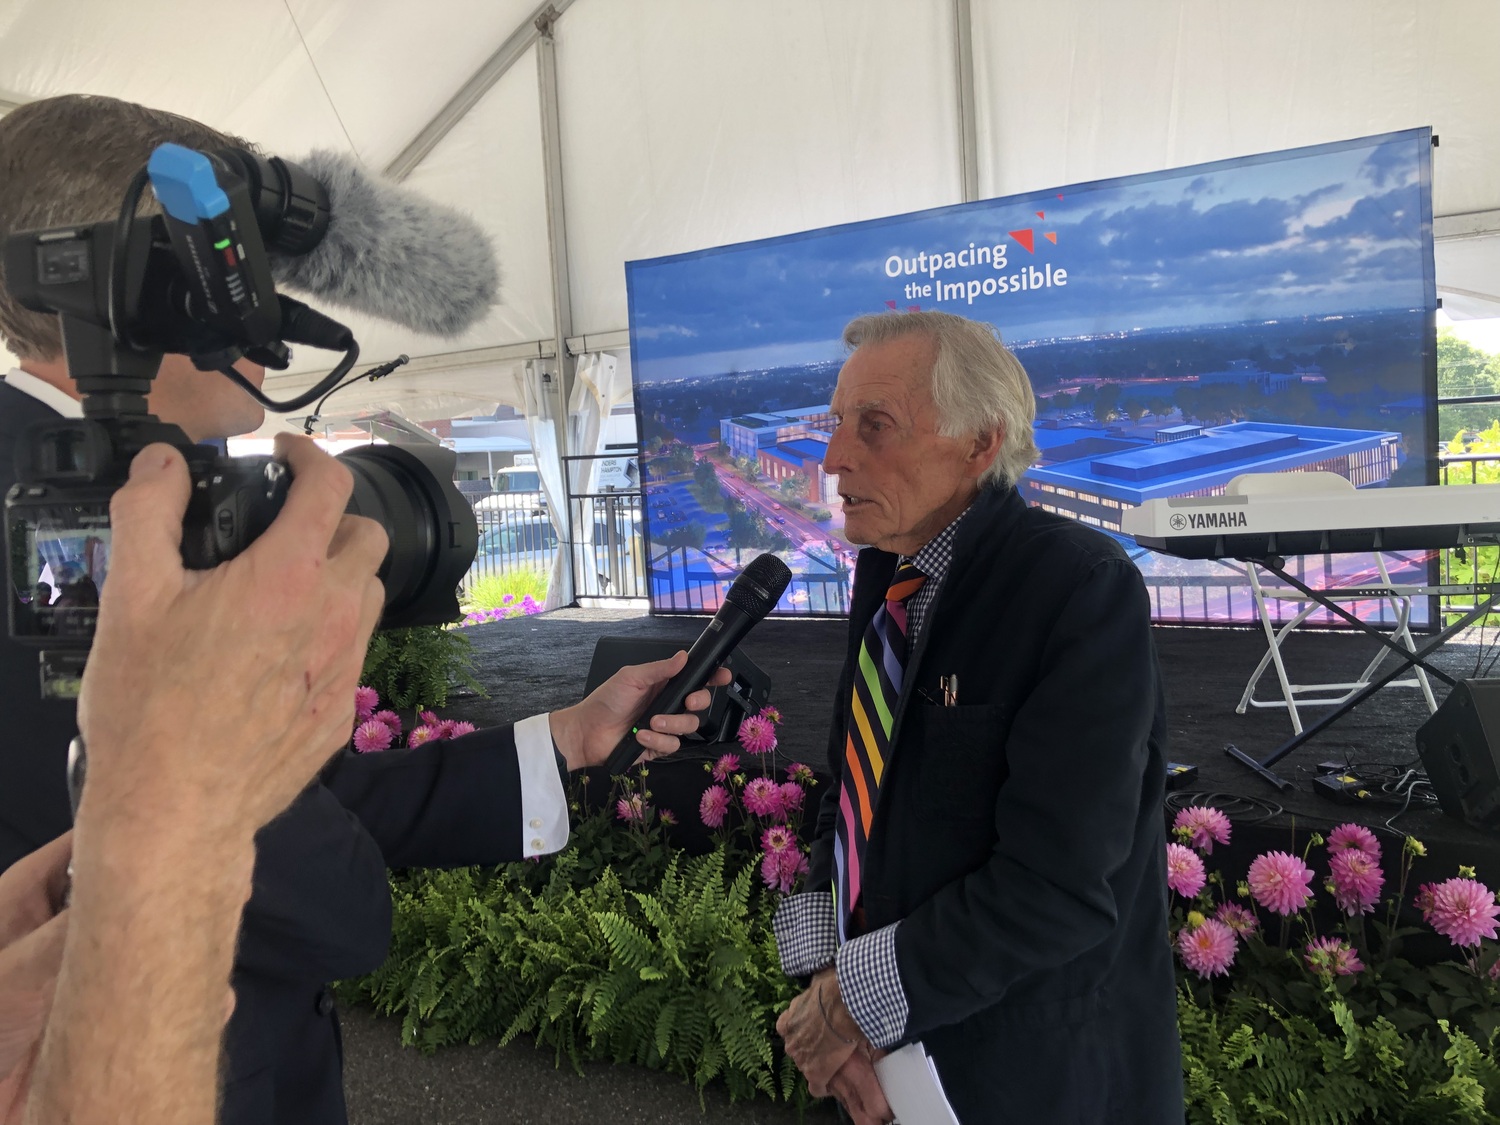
xmin=941 ymin=674 xmax=958 ymax=706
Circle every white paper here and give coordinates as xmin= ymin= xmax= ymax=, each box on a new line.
xmin=874 ymin=1041 xmax=961 ymax=1125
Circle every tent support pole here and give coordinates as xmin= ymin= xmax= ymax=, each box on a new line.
xmin=384 ymin=0 xmax=577 ymax=182
xmin=536 ymin=10 xmax=578 ymax=606
xmin=954 ymin=0 xmax=979 ymax=203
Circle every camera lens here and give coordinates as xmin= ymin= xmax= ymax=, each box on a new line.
xmin=337 ymin=443 xmax=478 ymax=629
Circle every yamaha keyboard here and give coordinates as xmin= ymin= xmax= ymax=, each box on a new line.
xmin=1120 ymin=472 xmax=1500 ymax=559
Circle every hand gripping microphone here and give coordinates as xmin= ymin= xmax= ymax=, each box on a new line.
xmin=602 ymin=553 xmax=792 ymax=777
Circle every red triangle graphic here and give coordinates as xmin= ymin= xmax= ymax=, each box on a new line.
xmin=1056 ymin=193 xmax=1064 ymax=200
xmin=1043 ymin=231 xmax=1057 ymax=244
xmin=1035 ymin=211 xmax=1045 ymax=219
xmin=1009 ymin=229 xmax=1035 ymax=253
xmin=885 ymin=299 xmax=898 ymax=309
xmin=908 ymin=305 xmax=922 ymax=312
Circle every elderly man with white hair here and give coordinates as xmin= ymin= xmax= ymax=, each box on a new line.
xmin=775 ymin=310 xmax=1181 ymax=1124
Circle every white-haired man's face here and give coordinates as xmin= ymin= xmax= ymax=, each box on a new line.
xmin=823 ymin=334 xmax=1000 ymax=557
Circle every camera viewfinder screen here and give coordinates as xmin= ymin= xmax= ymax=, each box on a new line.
xmin=8 ymin=518 xmax=111 ymax=640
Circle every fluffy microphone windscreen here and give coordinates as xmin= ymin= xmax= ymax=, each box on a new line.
xmin=269 ymin=150 xmax=500 ymax=338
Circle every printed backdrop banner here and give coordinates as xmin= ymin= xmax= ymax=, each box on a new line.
xmin=627 ymin=129 xmax=1437 ymax=622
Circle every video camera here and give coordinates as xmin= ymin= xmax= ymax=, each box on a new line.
xmin=4 ymin=143 xmax=478 ymax=695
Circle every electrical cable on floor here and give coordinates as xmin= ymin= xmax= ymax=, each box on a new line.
xmin=1164 ymin=791 xmax=1284 ymax=825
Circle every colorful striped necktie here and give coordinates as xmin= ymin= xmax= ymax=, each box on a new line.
xmin=834 ymin=561 xmax=926 ymax=942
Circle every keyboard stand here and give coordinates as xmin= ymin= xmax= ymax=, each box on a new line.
xmin=1223 ymin=558 xmax=1500 ymax=790
xmin=1237 ymin=557 xmax=1437 ymax=734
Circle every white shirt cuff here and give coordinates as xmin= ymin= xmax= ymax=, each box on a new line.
xmin=514 ymin=713 xmax=569 ymax=857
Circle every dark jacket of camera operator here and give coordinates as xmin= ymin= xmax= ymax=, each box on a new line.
xmin=0 ymin=374 xmax=395 ymax=1125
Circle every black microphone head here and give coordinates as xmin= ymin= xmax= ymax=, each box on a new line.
xmin=724 ymin=554 xmax=792 ymax=618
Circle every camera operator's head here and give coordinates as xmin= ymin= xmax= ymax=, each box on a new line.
xmin=0 ymin=94 xmax=266 ymax=442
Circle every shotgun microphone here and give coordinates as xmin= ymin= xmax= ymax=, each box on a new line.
xmin=603 ymin=553 xmax=791 ymax=777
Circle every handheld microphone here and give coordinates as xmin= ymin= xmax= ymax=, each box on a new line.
xmin=603 ymin=553 xmax=791 ymax=777
xmin=266 ymin=150 xmax=499 ymax=338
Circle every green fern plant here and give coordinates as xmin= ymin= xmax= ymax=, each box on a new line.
xmin=340 ymin=839 xmax=806 ymax=1105
xmin=361 ymin=623 xmax=481 ymax=710
xmin=582 ymin=851 xmax=799 ymax=1102
xmin=1179 ymin=987 xmax=1500 ymax=1125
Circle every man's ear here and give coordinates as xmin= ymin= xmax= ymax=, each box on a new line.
xmin=966 ymin=424 xmax=1004 ymax=480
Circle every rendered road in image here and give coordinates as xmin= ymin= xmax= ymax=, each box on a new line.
xmin=691 ymin=444 xmax=840 ymax=550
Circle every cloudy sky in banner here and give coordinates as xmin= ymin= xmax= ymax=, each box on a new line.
xmin=627 ymin=131 xmax=1433 ymax=384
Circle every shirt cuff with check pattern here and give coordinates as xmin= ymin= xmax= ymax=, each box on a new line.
xmin=836 ymin=922 xmax=908 ymax=1050
xmin=772 ymin=892 xmax=837 ymax=977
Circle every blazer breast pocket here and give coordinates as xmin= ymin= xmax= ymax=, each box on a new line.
xmin=907 ymin=702 xmax=1010 ymax=819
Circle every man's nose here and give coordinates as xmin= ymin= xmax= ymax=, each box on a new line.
xmin=823 ymin=425 xmax=851 ymax=476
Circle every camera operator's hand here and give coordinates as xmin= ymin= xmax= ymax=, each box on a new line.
xmin=26 ymin=436 xmax=388 ymax=1125
xmin=548 ymin=651 xmax=732 ymax=772
xmin=76 ymin=435 xmax=388 ymax=841
xmin=0 ymin=833 xmax=70 ymax=1125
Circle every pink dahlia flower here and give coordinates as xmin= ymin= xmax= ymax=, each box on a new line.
xmin=1173 ymin=806 xmax=1232 ymax=854
xmin=699 ymin=785 xmax=731 ymax=829
xmin=744 ymin=777 xmax=785 ymax=818
xmin=1424 ymin=878 xmax=1500 ymax=948
xmin=1177 ymin=919 xmax=1237 ymax=978
xmin=419 ymin=710 xmax=440 ymax=728
xmin=616 ymin=794 xmax=647 ymax=824
xmin=658 ymin=809 xmax=678 ymax=827
xmin=1304 ymin=936 xmax=1364 ymax=977
xmin=1214 ymin=902 xmax=1259 ymax=937
xmin=445 ymin=720 xmax=477 ymax=739
xmin=407 ymin=725 xmax=436 ymax=748
xmin=712 ymin=753 xmax=741 ymax=782
xmin=1329 ymin=848 xmax=1385 ymax=916
xmin=353 ymin=719 xmax=393 ymax=753
xmin=761 ymin=825 xmax=796 ymax=854
xmin=1246 ymin=851 xmax=1315 ymax=916
xmin=759 ymin=706 xmax=783 ymax=724
xmin=1327 ymin=822 xmax=1381 ymax=859
xmin=354 ymin=686 xmax=380 ymax=720
xmin=1165 ymin=842 xmax=1207 ymax=898
xmin=738 ymin=714 xmax=778 ymax=755
xmin=372 ymin=710 xmax=403 ymax=738
xmin=786 ymin=762 xmax=815 ymax=785
xmin=761 ymin=845 xmax=809 ymax=894
xmin=778 ymin=782 xmax=805 ymax=815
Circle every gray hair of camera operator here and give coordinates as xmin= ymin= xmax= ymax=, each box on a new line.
xmin=0 ymin=94 xmax=252 ymax=361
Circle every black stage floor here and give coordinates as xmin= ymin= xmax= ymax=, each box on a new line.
xmin=445 ymin=609 xmax=1500 ymax=870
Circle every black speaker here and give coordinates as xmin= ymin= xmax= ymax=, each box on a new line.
xmin=583 ymin=636 xmax=772 ymax=746
xmin=1417 ymin=678 xmax=1500 ymax=829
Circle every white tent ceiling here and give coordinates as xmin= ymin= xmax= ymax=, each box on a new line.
xmin=3 ymin=0 xmax=1498 ymax=425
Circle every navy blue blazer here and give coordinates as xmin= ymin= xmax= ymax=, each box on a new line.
xmin=219 ymin=726 xmax=537 ymax=1125
xmin=806 ymin=484 xmax=1183 ymax=1124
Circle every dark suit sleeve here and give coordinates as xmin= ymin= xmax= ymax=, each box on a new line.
xmin=805 ymin=664 xmax=850 ymax=895
xmin=894 ymin=557 xmax=1160 ymax=1040
xmin=234 ymin=783 xmax=393 ymax=982
xmin=322 ymin=724 xmax=531 ymax=869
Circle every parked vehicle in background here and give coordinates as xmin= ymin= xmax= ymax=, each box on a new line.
xmin=476 ymin=462 xmax=546 ymax=516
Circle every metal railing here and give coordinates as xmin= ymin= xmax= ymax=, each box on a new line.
xmin=568 ymin=490 xmax=647 ymax=600
xmin=564 ymin=451 xmax=648 ymax=602
xmin=464 ymin=489 xmax=557 ymax=588
xmin=1436 ymin=450 xmax=1500 ymax=622
xmin=647 ymin=544 xmax=851 ymax=616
